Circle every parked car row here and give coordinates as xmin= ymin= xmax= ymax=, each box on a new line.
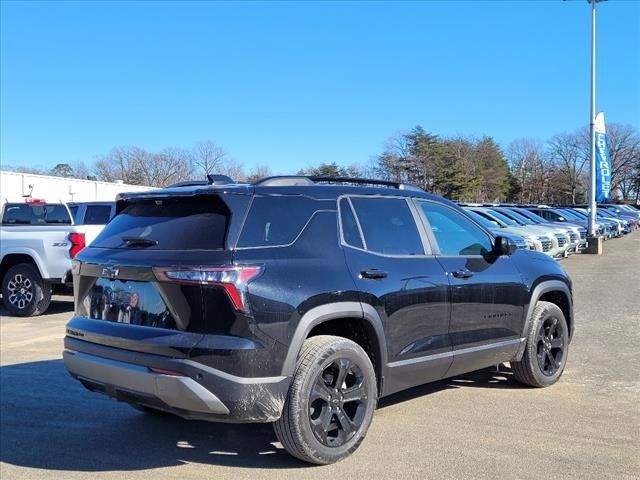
xmin=459 ymin=203 xmax=639 ymax=259
xmin=0 ymin=199 xmax=115 ymax=316
xmin=1 ymin=192 xmax=638 ymax=317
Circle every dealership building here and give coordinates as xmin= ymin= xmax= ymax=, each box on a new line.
xmin=0 ymin=170 xmax=152 ymax=204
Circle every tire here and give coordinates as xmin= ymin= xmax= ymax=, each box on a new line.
xmin=274 ymin=335 xmax=377 ymax=465
xmin=1 ymin=263 xmax=52 ymax=317
xmin=512 ymin=301 xmax=569 ymax=387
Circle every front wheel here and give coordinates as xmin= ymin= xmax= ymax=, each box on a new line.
xmin=274 ymin=335 xmax=377 ymax=465
xmin=512 ymin=301 xmax=569 ymax=387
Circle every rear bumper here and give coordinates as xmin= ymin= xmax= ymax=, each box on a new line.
xmin=64 ymin=337 xmax=289 ymax=423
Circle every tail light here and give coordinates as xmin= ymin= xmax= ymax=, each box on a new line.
xmin=153 ymin=265 xmax=262 ymax=313
xmin=69 ymin=233 xmax=86 ymax=258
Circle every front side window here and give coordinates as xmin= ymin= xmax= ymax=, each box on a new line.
xmin=419 ymin=202 xmax=492 ymax=256
xmin=350 ymin=197 xmax=424 ymax=255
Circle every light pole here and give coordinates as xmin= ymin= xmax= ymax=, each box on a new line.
xmin=587 ymin=0 xmax=606 ymax=239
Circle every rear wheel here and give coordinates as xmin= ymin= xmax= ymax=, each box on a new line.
xmin=1 ymin=264 xmax=52 ymax=317
xmin=274 ymin=335 xmax=377 ymax=464
xmin=512 ymin=301 xmax=569 ymax=387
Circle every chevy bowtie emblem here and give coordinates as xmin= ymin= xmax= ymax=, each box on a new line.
xmin=102 ymin=267 xmax=120 ymax=279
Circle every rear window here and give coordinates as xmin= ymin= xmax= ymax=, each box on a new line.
xmin=84 ymin=205 xmax=113 ymax=225
xmin=91 ymin=197 xmax=229 ymax=250
xmin=1 ymin=203 xmax=72 ymax=225
xmin=237 ymin=195 xmax=321 ymax=248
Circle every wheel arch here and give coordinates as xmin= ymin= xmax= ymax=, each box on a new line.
xmin=0 ymin=252 xmax=44 ymax=283
xmin=281 ymin=302 xmax=388 ymax=394
xmin=516 ymin=280 xmax=573 ymax=360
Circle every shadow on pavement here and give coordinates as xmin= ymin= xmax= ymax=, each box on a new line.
xmin=0 ymin=359 xmax=306 ymax=471
xmin=379 ymin=364 xmax=526 ymax=409
xmin=0 ymin=358 xmax=526 ymax=472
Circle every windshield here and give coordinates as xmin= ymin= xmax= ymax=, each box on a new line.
xmin=557 ymin=209 xmax=583 ymax=221
xmin=499 ymin=208 xmax=536 ymax=225
xmin=513 ymin=208 xmax=545 ymax=224
xmin=466 ymin=209 xmax=500 ymax=229
xmin=484 ymin=209 xmax=519 ymax=226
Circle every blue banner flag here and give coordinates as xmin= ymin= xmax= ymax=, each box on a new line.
xmin=594 ymin=112 xmax=612 ymax=202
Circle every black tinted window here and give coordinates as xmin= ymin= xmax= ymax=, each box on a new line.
xmin=68 ymin=205 xmax=80 ymax=222
xmin=84 ymin=205 xmax=113 ymax=225
xmin=339 ymin=199 xmax=364 ymax=249
xmin=92 ymin=197 xmax=229 ymax=250
xmin=419 ymin=202 xmax=491 ymax=256
xmin=350 ymin=197 xmax=423 ymax=255
xmin=2 ymin=204 xmax=31 ymax=224
xmin=238 ymin=195 xmax=320 ymax=248
xmin=1 ymin=203 xmax=71 ymax=225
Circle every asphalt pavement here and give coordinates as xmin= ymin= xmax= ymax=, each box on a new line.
xmin=1 ymin=234 xmax=639 ymax=479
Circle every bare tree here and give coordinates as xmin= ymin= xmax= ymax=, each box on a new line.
xmin=94 ymin=146 xmax=148 ymax=184
xmin=506 ymin=139 xmax=548 ymax=203
xmin=138 ymin=148 xmax=193 ymax=187
xmin=70 ymin=161 xmax=93 ymax=180
xmin=548 ymin=132 xmax=587 ymax=204
xmin=189 ymin=140 xmax=227 ymax=178
xmin=246 ymin=165 xmax=272 ymax=183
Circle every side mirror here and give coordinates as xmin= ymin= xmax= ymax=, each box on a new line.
xmin=493 ymin=236 xmax=516 ymax=256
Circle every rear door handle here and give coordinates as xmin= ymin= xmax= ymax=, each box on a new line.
xmin=360 ymin=269 xmax=388 ymax=279
xmin=452 ymin=269 xmax=474 ymax=279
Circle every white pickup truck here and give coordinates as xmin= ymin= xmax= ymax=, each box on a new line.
xmin=0 ymin=200 xmax=114 ymax=316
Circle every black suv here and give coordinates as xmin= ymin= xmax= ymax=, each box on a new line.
xmin=64 ymin=176 xmax=573 ymax=464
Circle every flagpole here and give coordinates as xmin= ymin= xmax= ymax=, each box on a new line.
xmin=588 ymin=0 xmax=597 ymax=237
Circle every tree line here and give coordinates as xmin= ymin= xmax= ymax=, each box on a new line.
xmin=5 ymin=124 xmax=640 ymax=204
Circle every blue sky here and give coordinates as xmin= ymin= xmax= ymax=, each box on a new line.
xmin=1 ymin=0 xmax=639 ymax=174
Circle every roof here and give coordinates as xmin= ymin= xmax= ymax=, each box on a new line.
xmin=116 ymin=175 xmax=456 ymax=206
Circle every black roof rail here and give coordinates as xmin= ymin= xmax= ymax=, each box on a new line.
xmin=165 ymin=180 xmax=210 ymax=188
xmin=253 ymin=175 xmax=423 ymax=192
xmin=165 ymin=174 xmax=236 ymax=189
xmin=253 ymin=176 xmax=315 ymax=187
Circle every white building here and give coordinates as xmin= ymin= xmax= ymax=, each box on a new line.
xmin=0 ymin=170 xmax=153 ymax=203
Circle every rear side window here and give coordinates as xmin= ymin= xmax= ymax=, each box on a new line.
xmin=84 ymin=205 xmax=113 ymax=225
xmin=91 ymin=197 xmax=229 ymax=250
xmin=339 ymin=198 xmax=364 ymax=249
xmin=1 ymin=203 xmax=71 ymax=225
xmin=350 ymin=197 xmax=424 ymax=255
xmin=238 ymin=195 xmax=321 ymax=248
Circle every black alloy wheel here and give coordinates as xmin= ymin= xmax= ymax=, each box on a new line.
xmin=535 ymin=316 xmax=565 ymax=376
xmin=511 ymin=301 xmax=569 ymax=388
xmin=274 ymin=335 xmax=377 ymax=464
xmin=309 ymin=358 xmax=369 ymax=447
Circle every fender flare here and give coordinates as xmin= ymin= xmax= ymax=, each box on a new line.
xmin=280 ymin=301 xmax=388 ymax=380
xmin=515 ymin=280 xmax=573 ymax=359
xmin=1 ymin=248 xmax=48 ymax=279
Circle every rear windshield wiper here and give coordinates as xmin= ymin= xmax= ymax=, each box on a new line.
xmin=122 ymin=236 xmax=158 ymax=247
